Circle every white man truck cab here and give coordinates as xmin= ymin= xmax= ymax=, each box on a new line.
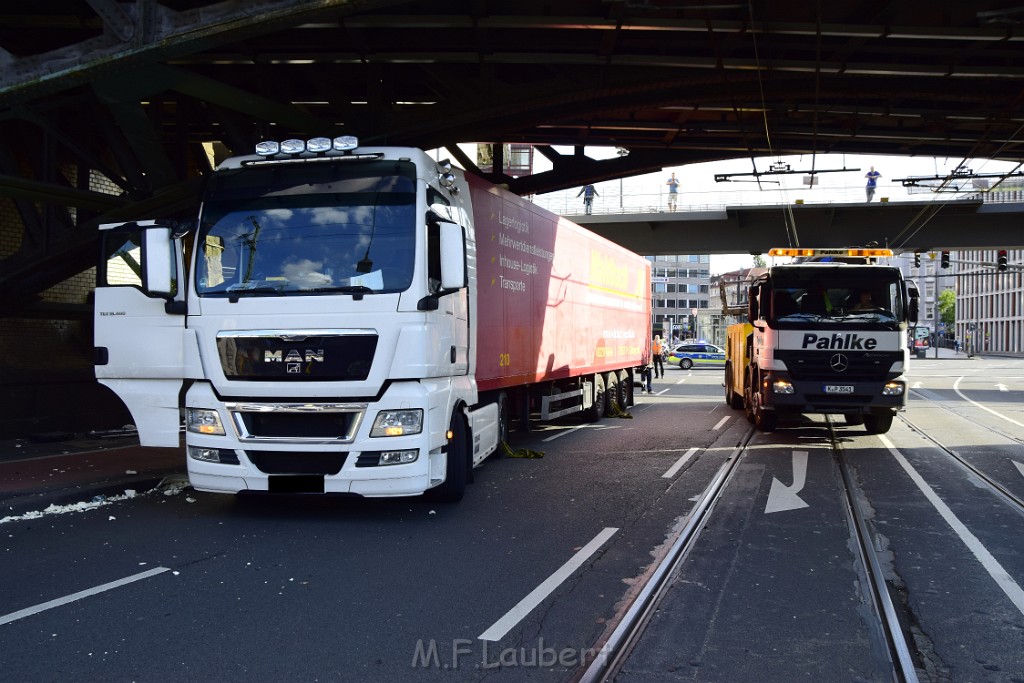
xmin=724 ymin=248 xmax=919 ymax=434
xmin=94 ymin=136 xmax=650 ymax=502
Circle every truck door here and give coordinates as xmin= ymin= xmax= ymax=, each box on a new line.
xmin=94 ymin=222 xmax=186 ymax=447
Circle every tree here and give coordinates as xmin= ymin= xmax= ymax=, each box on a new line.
xmin=938 ymin=288 xmax=956 ymax=327
xmin=753 ymin=254 xmax=766 ymax=268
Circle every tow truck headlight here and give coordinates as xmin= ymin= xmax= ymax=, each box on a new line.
xmin=772 ymin=379 xmax=795 ymax=394
xmin=370 ymin=409 xmax=423 ymax=437
xmin=882 ymin=382 xmax=905 ymax=396
xmin=186 ymin=408 xmax=225 ymax=435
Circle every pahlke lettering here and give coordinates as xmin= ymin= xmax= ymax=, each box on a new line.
xmin=801 ymin=333 xmax=877 ymax=350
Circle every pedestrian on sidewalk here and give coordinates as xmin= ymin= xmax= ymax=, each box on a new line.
xmin=652 ymin=335 xmax=665 ymax=378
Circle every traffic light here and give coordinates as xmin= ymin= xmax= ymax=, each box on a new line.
xmin=940 ymin=251 xmax=950 ymax=269
xmin=913 ymin=252 xmax=921 ymax=267
xmin=997 ymin=249 xmax=1008 ymax=271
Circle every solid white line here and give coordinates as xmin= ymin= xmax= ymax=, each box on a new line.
xmin=953 ymin=376 xmax=1024 ymax=428
xmin=478 ymin=528 xmax=618 ymax=642
xmin=0 ymin=567 xmax=170 ymax=626
xmin=542 ymin=424 xmax=587 ymax=442
xmin=662 ymin=448 xmax=698 ymax=479
xmin=879 ymin=435 xmax=1024 ymax=617
xmin=712 ymin=416 xmax=730 ymax=430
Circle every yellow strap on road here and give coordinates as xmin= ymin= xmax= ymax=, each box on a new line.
xmin=501 ymin=440 xmax=544 ymax=459
xmin=607 ymin=401 xmax=633 ymax=419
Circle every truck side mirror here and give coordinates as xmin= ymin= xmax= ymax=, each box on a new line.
xmin=143 ymin=227 xmax=175 ymax=296
xmin=747 ymin=284 xmax=759 ymax=322
xmin=439 ymin=222 xmax=467 ymax=290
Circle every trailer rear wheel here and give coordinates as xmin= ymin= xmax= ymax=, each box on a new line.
xmin=621 ymin=369 xmax=634 ymax=407
xmin=586 ymin=374 xmax=606 ymax=421
xmin=864 ymin=411 xmax=894 ymax=434
xmin=429 ymin=412 xmax=469 ymax=502
xmin=490 ymin=391 xmax=511 ymax=459
xmin=606 ymin=373 xmax=620 ymax=415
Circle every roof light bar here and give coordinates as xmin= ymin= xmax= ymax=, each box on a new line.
xmin=769 ymin=247 xmax=893 ymax=258
xmin=254 ymin=136 xmax=361 ymax=156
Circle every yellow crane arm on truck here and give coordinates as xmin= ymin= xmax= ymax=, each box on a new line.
xmin=724 ymin=322 xmax=753 ymax=410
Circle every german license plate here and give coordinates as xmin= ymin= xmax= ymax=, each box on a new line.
xmin=824 ymin=385 xmax=854 ymax=394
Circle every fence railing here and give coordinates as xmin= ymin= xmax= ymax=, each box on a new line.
xmin=530 ymin=184 xmax=1021 ymax=218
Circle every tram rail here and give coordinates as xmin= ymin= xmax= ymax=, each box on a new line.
xmin=578 ymin=421 xmax=921 ymax=683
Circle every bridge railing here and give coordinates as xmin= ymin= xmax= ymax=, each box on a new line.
xmin=531 ymin=184 xmax=1018 ymax=218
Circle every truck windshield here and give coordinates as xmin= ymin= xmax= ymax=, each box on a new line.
xmin=195 ymin=160 xmax=417 ymax=297
xmin=768 ymin=268 xmax=904 ymax=325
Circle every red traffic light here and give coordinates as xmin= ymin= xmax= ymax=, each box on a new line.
xmin=997 ymin=249 xmax=1008 ymax=271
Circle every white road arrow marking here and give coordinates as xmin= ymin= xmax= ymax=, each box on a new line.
xmin=1013 ymin=461 xmax=1024 ymax=479
xmin=912 ymin=381 xmax=922 ymax=389
xmin=996 ymin=383 xmax=1009 ymax=392
xmin=765 ymin=450 xmax=810 ymax=514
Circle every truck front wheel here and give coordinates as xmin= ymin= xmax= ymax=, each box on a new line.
xmin=429 ymin=412 xmax=469 ymax=502
xmin=864 ymin=411 xmax=894 ymax=434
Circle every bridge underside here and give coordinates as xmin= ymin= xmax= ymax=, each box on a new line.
xmin=1 ymin=1 xmax=1024 ymax=314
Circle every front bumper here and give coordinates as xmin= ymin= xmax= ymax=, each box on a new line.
xmin=760 ymin=372 xmax=905 ymax=414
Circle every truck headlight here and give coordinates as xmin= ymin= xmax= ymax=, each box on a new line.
xmin=772 ymin=379 xmax=795 ymax=394
xmin=186 ymin=408 xmax=225 ymax=435
xmin=370 ymin=409 xmax=423 ymax=437
xmin=881 ymin=382 xmax=905 ymax=396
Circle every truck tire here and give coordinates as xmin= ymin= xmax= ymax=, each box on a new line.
xmin=621 ymin=369 xmax=634 ymax=407
xmin=490 ymin=391 xmax=510 ymax=459
xmin=864 ymin=411 xmax=894 ymax=434
xmin=844 ymin=413 xmax=865 ymax=426
xmin=429 ymin=412 xmax=469 ymax=502
xmin=754 ymin=403 xmax=777 ymax=432
xmin=586 ymin=374 xmax=606 ymax=421
xmin=725 ymin=362 xmax=744 ymax=409
xmin=751 ymin=372 xmax=777 ymax=431
xmin=605 ymin=372 xmax=620 ymax=415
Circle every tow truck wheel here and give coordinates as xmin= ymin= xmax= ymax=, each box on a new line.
xmin=430 ymin=412 xmax=469 ymax=502
xmin=864 ymin=411 xmax=894 ymax=434
xmin=754 ymin=402 xmax=777 ymax=432
xmin=844 ymin=412 xmax=865 ymax=426
xmin=725 ymin=363 xmax=743 ymax=409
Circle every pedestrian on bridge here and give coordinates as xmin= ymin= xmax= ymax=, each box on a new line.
xmin=577 ymin=184 xmax=598 ymax=214
xmin=865 ymin=166 xmax=881 ymax=201
xmin=666 ymin=172 xmax=680 ymax=211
